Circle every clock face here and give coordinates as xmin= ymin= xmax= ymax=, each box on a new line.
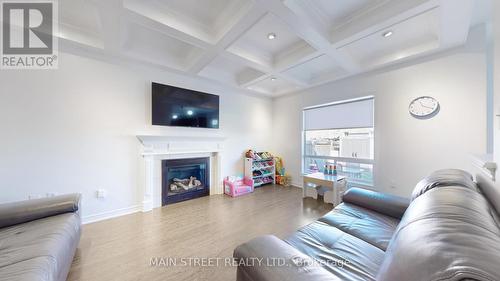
xmin=409 ymin=96 xmax=439 ymax=118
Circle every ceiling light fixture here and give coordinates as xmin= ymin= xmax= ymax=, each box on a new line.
xmin=172 ymin=114 xmax=178 ymax=119
xmin=187 ymin=110 xmax=194 ymax=116
xmin=271 ymin=77 xmax=277 ymax=81
xmin=267 ymin=33 xmax=276 ymax=40
xmin=382 ymin=30 xmax=393 ymax=38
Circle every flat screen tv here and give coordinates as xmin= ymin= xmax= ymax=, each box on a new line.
xmin=152 ymin=82 xmax=220 ymax=129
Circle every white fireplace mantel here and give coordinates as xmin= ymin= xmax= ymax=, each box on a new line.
xmin=137 ymin=135 xmax=226 ymax=212
xmin=137 ymin=135 xmax=226 ymax=155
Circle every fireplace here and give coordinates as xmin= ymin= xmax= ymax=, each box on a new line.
xmin=161 ymin=157 xmax=210 ymax=205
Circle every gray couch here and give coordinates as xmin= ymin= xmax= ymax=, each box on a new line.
xmin=0 ymin=194 xmax=82 ymax=281
xmin=234 ymin=169 xmax=500 ymax=281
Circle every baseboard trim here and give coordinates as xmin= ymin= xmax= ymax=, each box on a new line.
xmin=82 ymin=205 xmax=142 ymax=225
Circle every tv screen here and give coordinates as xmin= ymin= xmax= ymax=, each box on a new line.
xmin=152 ymin=82 xmax=220 ymax=128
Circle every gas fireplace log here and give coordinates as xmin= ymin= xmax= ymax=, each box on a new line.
xmin=170 ymin=177 xmax=202 ymax=191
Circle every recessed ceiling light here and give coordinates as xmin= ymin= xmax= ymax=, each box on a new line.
xmin=267 ymin=33 xmax=276 ymax=40
xmin=172 ymin=114 xmax=178 ymax=119
xmin=382 ymin=31 xmax=393 ymax=38
xmin=271 ymin=77 xmax=277 ymax=81
xmin=187 ymin=110 xmax=193 ymax=116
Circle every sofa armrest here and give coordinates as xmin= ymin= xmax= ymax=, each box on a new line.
xmin=342 ymin=188 xmax=410 ymax=219
xmin=234 ymin=235 xmax=338 ymax=281
xmin=0 ymin=193 xmax=81 ymax=228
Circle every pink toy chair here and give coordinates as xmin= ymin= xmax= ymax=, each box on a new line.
xmin=224 ymin=176 xmax=254 ymax=197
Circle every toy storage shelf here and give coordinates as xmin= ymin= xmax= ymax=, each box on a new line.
xmin=245 ymin=158 xmax=276 ymax=187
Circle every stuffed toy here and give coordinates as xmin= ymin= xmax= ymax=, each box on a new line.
xmin=245 ymin=149 xmax=256 ymax=159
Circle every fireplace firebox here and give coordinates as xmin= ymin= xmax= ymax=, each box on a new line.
xmin=162 ymin=157 xmax=210 ymax=205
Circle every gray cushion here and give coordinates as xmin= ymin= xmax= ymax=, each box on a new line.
xmin=0 ymin=213 xmax=81 ymax=281
xmin=411 ymin=169 xmax=476 ymax=201
xmin=286 ymin=221 xmax=384 ymax=281
xmin=476 ymin=173 xmax=500 ymax=215
xmin=234 ymin=235 xmax=336 ymax=281
xmin=377 ymin=185 xmax=500 ymax=281
xmin=342 ymin=188 xmax=410 ymax=219
xmin=318 ymin=203 xmax=400 ymax=251
xmin=0 ymin=194 xmax=81 ymax=228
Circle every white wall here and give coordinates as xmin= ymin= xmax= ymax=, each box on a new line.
xmin=0 ymin=27 xmax=489 ymax=220
xmin=0 ymin=52 xmax=273 ymax=220
xmin=272 ymin=31 xmax=487 ymax=196
xmin=493 ymin=1 xmax=500 ymax=168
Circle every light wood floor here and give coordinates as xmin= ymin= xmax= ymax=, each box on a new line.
xmin=67 ymin=185 xmax=332 ymax=281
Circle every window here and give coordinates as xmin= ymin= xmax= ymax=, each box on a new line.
xmin=303 ymin=97 xmax=374 ymax=187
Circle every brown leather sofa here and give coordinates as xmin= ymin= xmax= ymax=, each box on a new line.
xmin=234 ymin=169 xmax=500 ymax=281
xmin=0 ymin=194 xmax=82 ymax=281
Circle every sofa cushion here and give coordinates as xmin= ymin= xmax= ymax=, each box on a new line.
xmin=286 ymin=221 xmax=385 ymax=281
xmin=476 ymin=173 xmax=500 ymax=215
xmin=342 ymin=188 xmax=409 ymax=219
xmin=411 ymin=169 xmax=476 ymax=201
xmin=234 ymin=235 xmax=338 ymax=281
xmin=0 ymin=194 xmax=81 ymax=229
xmin=377 ymin=185 xmax=500 ymax=281
xmin=318 ymin=203 xmax=400 ymax=251
xmin=0 ymin=213 xmax=81 ymax=281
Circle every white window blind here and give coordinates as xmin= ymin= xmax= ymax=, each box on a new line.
xmin=304 ymin=98 xmax=374 ymax=131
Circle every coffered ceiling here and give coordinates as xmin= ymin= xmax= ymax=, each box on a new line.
xmin=57 ymin=0 xmax=488 ymax=97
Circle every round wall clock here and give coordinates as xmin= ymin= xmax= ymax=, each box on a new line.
xmin=409 ymin=96 xmax=440 ymax=119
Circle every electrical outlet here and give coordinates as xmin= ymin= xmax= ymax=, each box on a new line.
xmin=96 ymin=189 xmax=107 ymax=199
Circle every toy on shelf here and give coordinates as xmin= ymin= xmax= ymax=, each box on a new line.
xmin=245 ymin=149 xmax=256 ymax=159
xmin=275 ymin=157 xmax=285 ymax=175
xmin=277 ymin=174 xmax=292 ymax=186
xmin=244 ymin=150 xmax=276 ymax=187
xmin=224 ymin=176 xmax=254 ymax=197
xmin=274 ymin=156 xmax=292 ymax=187
xmin=245 ymin=150 xmax=273 ymax=161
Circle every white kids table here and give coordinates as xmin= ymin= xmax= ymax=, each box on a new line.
xmin=303 ymin=172 xmax=347 ymax=206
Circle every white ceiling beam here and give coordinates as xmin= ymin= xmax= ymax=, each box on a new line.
xmin=119 ymin=0 xmax=311 ymax=94
xmin=58 ymin=0 xmax=481 ymax=98
xmin=223 ymin=48 xmax=311 ymax=89
xmin=281 ymin=0 xmax=331 ymax=44
xmin=88 ymin=0 xmax=124 ymax=53
xmin=256 ymin=0 xmax=362 ymax=73
xmin=238 ymin=73 xmax=270 ymax=88
xmin=221 ymin=51 xmax=272 ymax=74
xmin=223 ymin=45 xmax=312 ymax=88
xmin=331 ymin=0 xmax=438 ymax=48
xmin=187 ymin=5 xmax=268 ymax=74
xmin=438 ymin=0 xmax=474 ymax=48
xmin=273 ymin=72 xmax=309 ymax=87
xmin=274 ymin=45 xmax=321 ymax=73
xmin=122 ymin=7 xmax=211 ymax=50
xmin=236 ymin=68 xmax=267 ymax=86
